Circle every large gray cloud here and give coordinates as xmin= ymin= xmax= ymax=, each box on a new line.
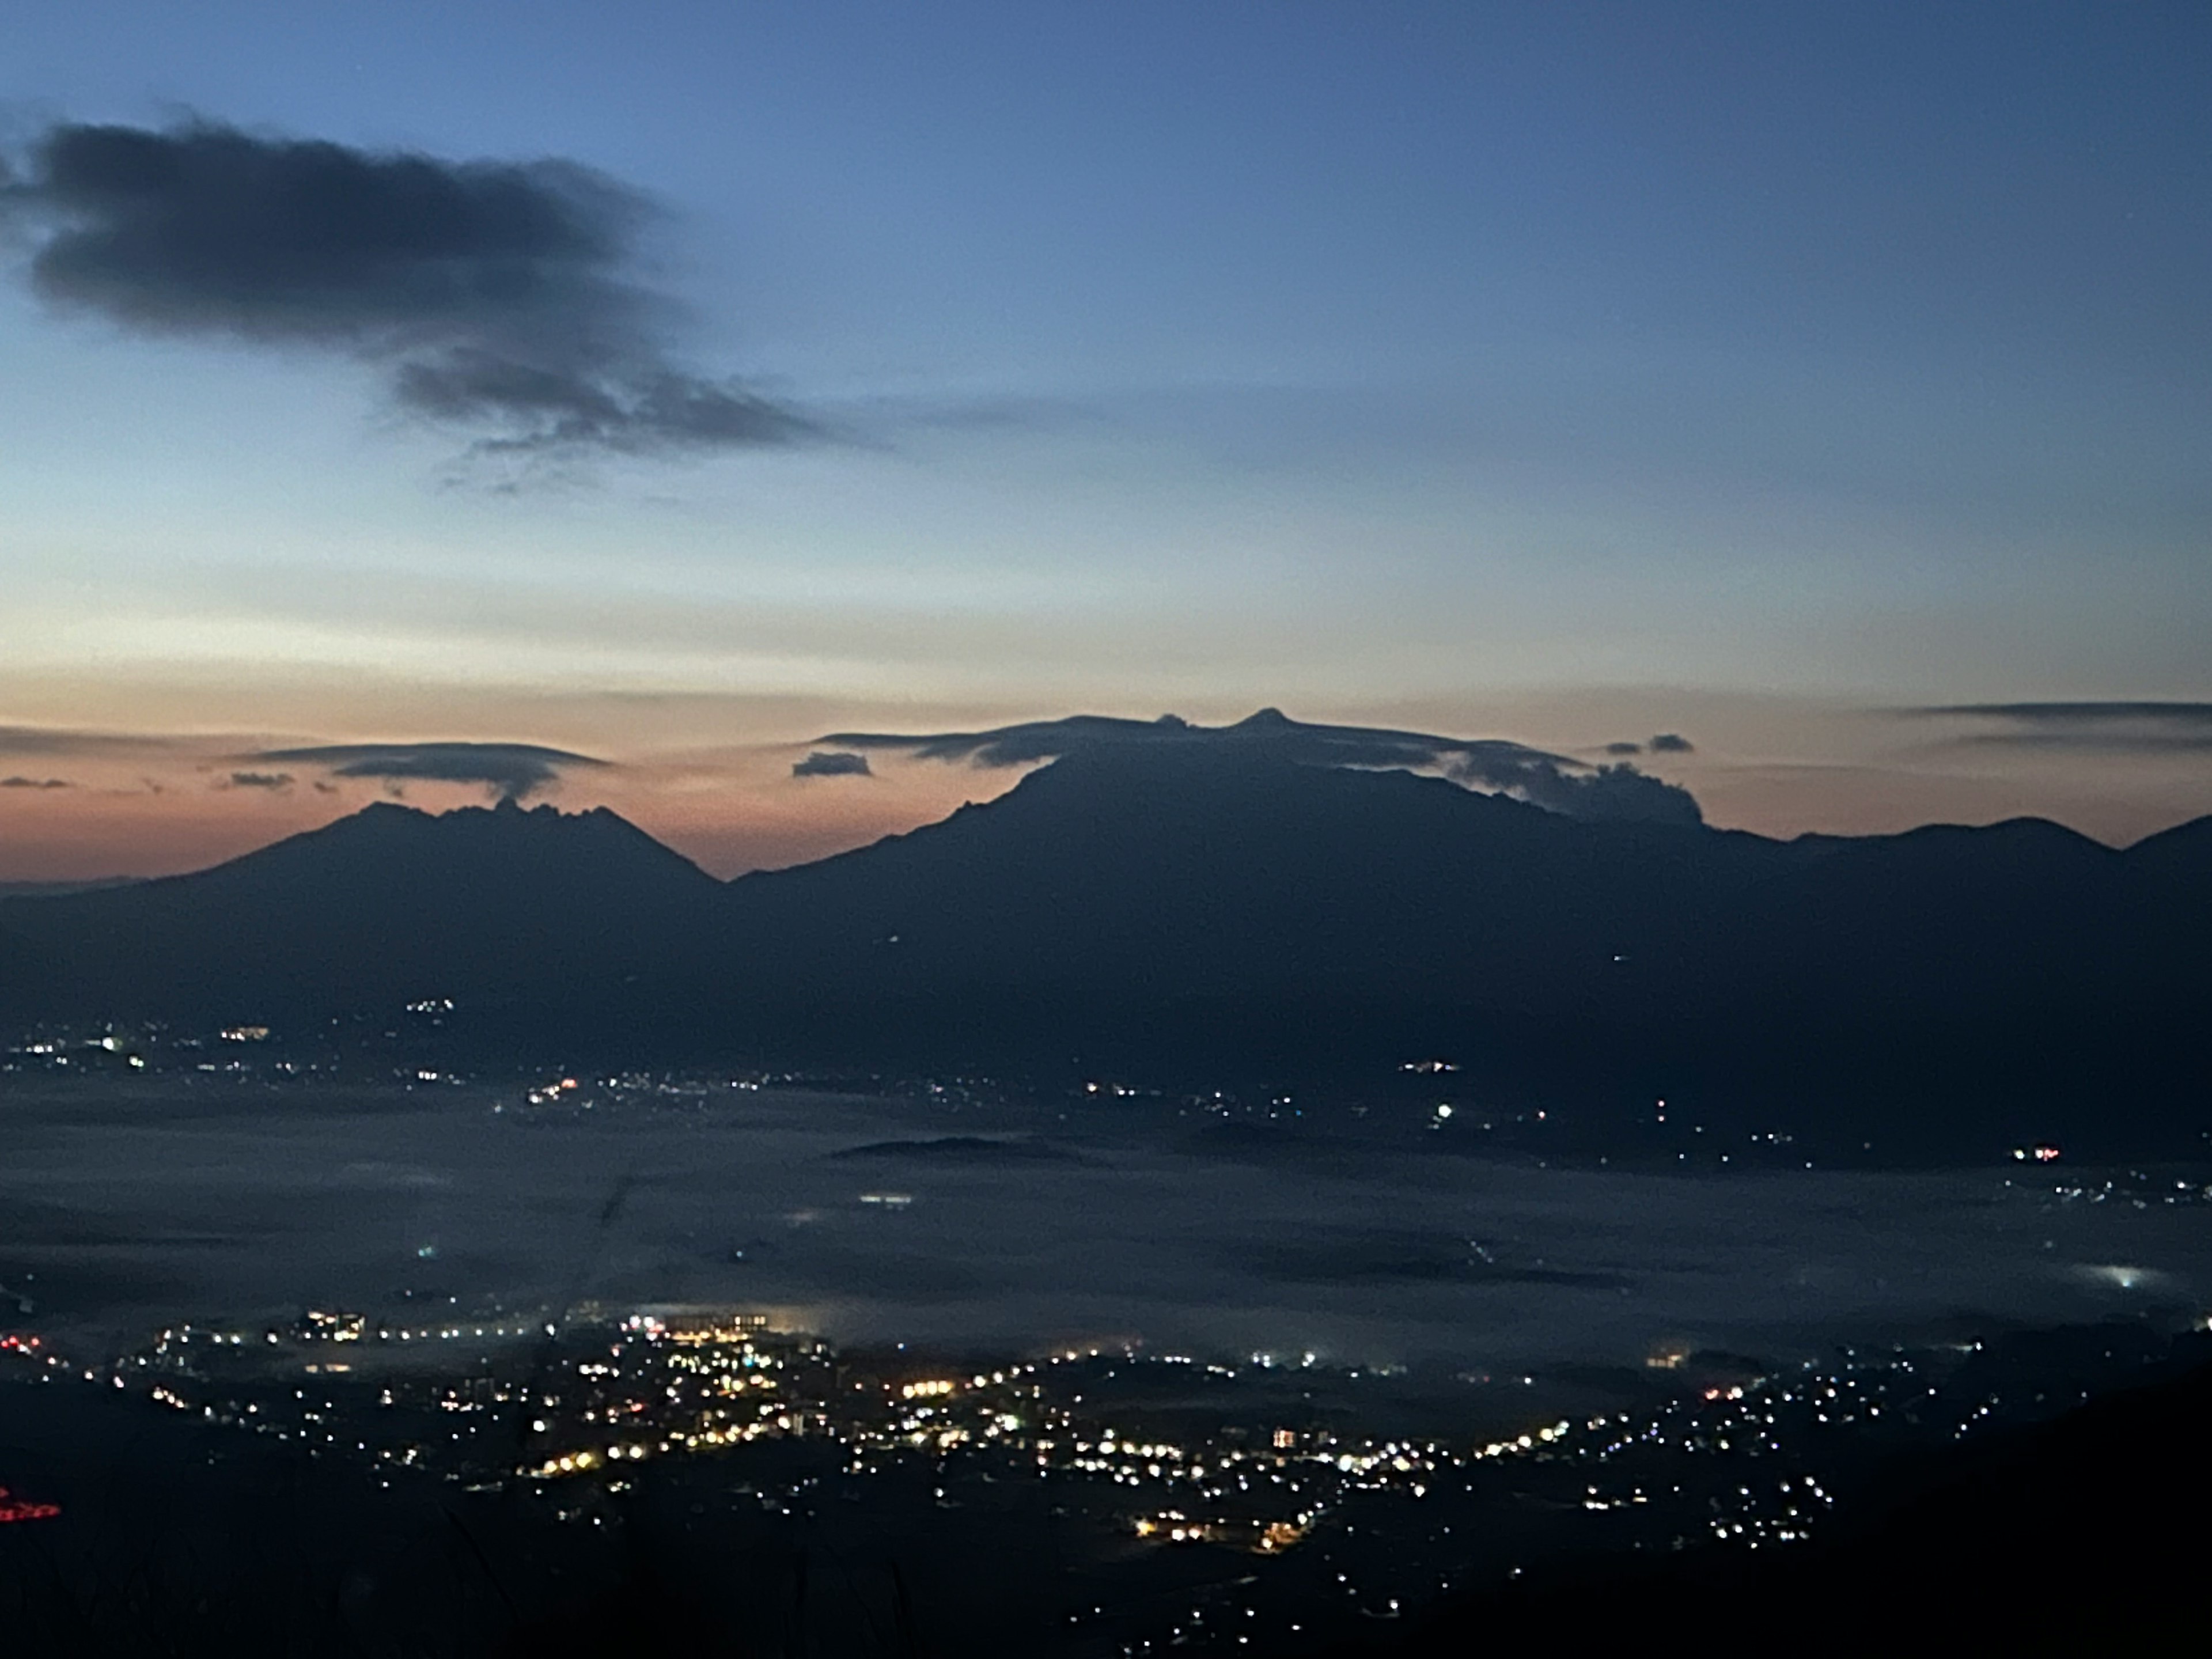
xmin=251 ymin=741 xmax=607 ymax=801
xmin=821 ymin=708 xmax=1703 ymax=826
xmin=1 ymin=120 xmax=813 ymax=459
xmin=1915 ymin=702 xmax=2212 ymax=753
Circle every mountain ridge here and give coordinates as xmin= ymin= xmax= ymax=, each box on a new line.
xmin=3 ymin=755 xmax=2205 ymax=1153
xmin=0 ymin=796 xmax=720 ymax=1018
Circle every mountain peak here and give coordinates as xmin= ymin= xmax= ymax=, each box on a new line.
xmin=94 ymin=796 xmax=717 ymax=902
xmin=0 ymin=790 xmax=719 ymax=1020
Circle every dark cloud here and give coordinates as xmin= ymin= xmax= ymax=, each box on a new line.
xmin=1604 ymin=741 xmax=1643 ymax=756
xmin=792 ymin=750 xmax=873 ymax=779
xmin=1 ymin=120 xmax=815 ymax=460
xmin=1914 ymin=703 xmax=2212 ymax=753
xmin=222 ymin=771 xmax=293 ymax=791
xmin=0 ymin=775 xmax=73 ymax=789
xmin=1932 ymin=702 xmax=2212 ymax=722
xmin=0 ymin=729 xmax=77 ymax=756
xmin=251 ymin=741 xmax=607 ymax=801
xmin=823 ymin=708 xmax=1703 ymax=826
xmin=0 ymin=725 xmax=163 ymax=756
xmin=1649 ymin=733 xmax=1695 ymax=753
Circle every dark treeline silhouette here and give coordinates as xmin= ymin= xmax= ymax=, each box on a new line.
xmin=0 ymin=1371 xmax=1063 ymax=1657
xmin=3 ymin=747 xmax=2206 ymax=1156
xmin=10 ymin=1336 xmax=2208 ymax=1657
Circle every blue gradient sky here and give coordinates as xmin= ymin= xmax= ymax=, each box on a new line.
xmin=2 ymin=2 xmax=2207 ymax=876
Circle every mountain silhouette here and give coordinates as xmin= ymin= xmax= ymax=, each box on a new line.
xmin=2 ymin=752 xmax=2205 ymax=1152
xmin=0 ymin=798 xmax=720 ymax=1021
xmin=702 ymin=747 xmax=2206 ymax=1147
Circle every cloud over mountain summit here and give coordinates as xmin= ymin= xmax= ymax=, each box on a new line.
xmin=823 ymin=709 xmax=1703 ymax=825
xmin=251 ymin=741 xmax=607 ymax=801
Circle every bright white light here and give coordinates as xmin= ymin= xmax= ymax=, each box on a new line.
xmin=2074 ymin=1263 xmax=2166 ymax=1292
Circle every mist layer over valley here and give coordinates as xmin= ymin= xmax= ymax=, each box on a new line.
xmin=5 ymin=1078 xmax=2202 ymax=1384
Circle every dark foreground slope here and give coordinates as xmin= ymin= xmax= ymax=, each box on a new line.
xmin=0 ymin=1369 xmax=1104 ymax=1659
xmin=10 ymin=1342 xmax=2206 ymax=1659
xmin=1340 ymin=1349 xmax=2212 ymax=1658
xmin=3 ymin=752 xmax=2206 ymax=1152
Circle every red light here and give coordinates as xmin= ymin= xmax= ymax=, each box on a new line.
xmin=0 ymin=1487 xmax=61 ymax=1524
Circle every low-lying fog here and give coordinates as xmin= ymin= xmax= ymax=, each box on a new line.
xmin=3 ymin=1081 xmax=2204 ymax=1377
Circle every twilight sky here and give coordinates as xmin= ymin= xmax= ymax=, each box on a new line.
xmin=1 ymin=1 xmax=2207 ymax=880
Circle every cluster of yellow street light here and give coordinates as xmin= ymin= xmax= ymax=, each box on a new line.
xmin=1475 ymin=1419 xmax=1575 ymax=1459
xmin=1132 ymin=1514 xmax=1213 ymax=1544
xmin=525 ymin=1442 xmax=655 ymax=1479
